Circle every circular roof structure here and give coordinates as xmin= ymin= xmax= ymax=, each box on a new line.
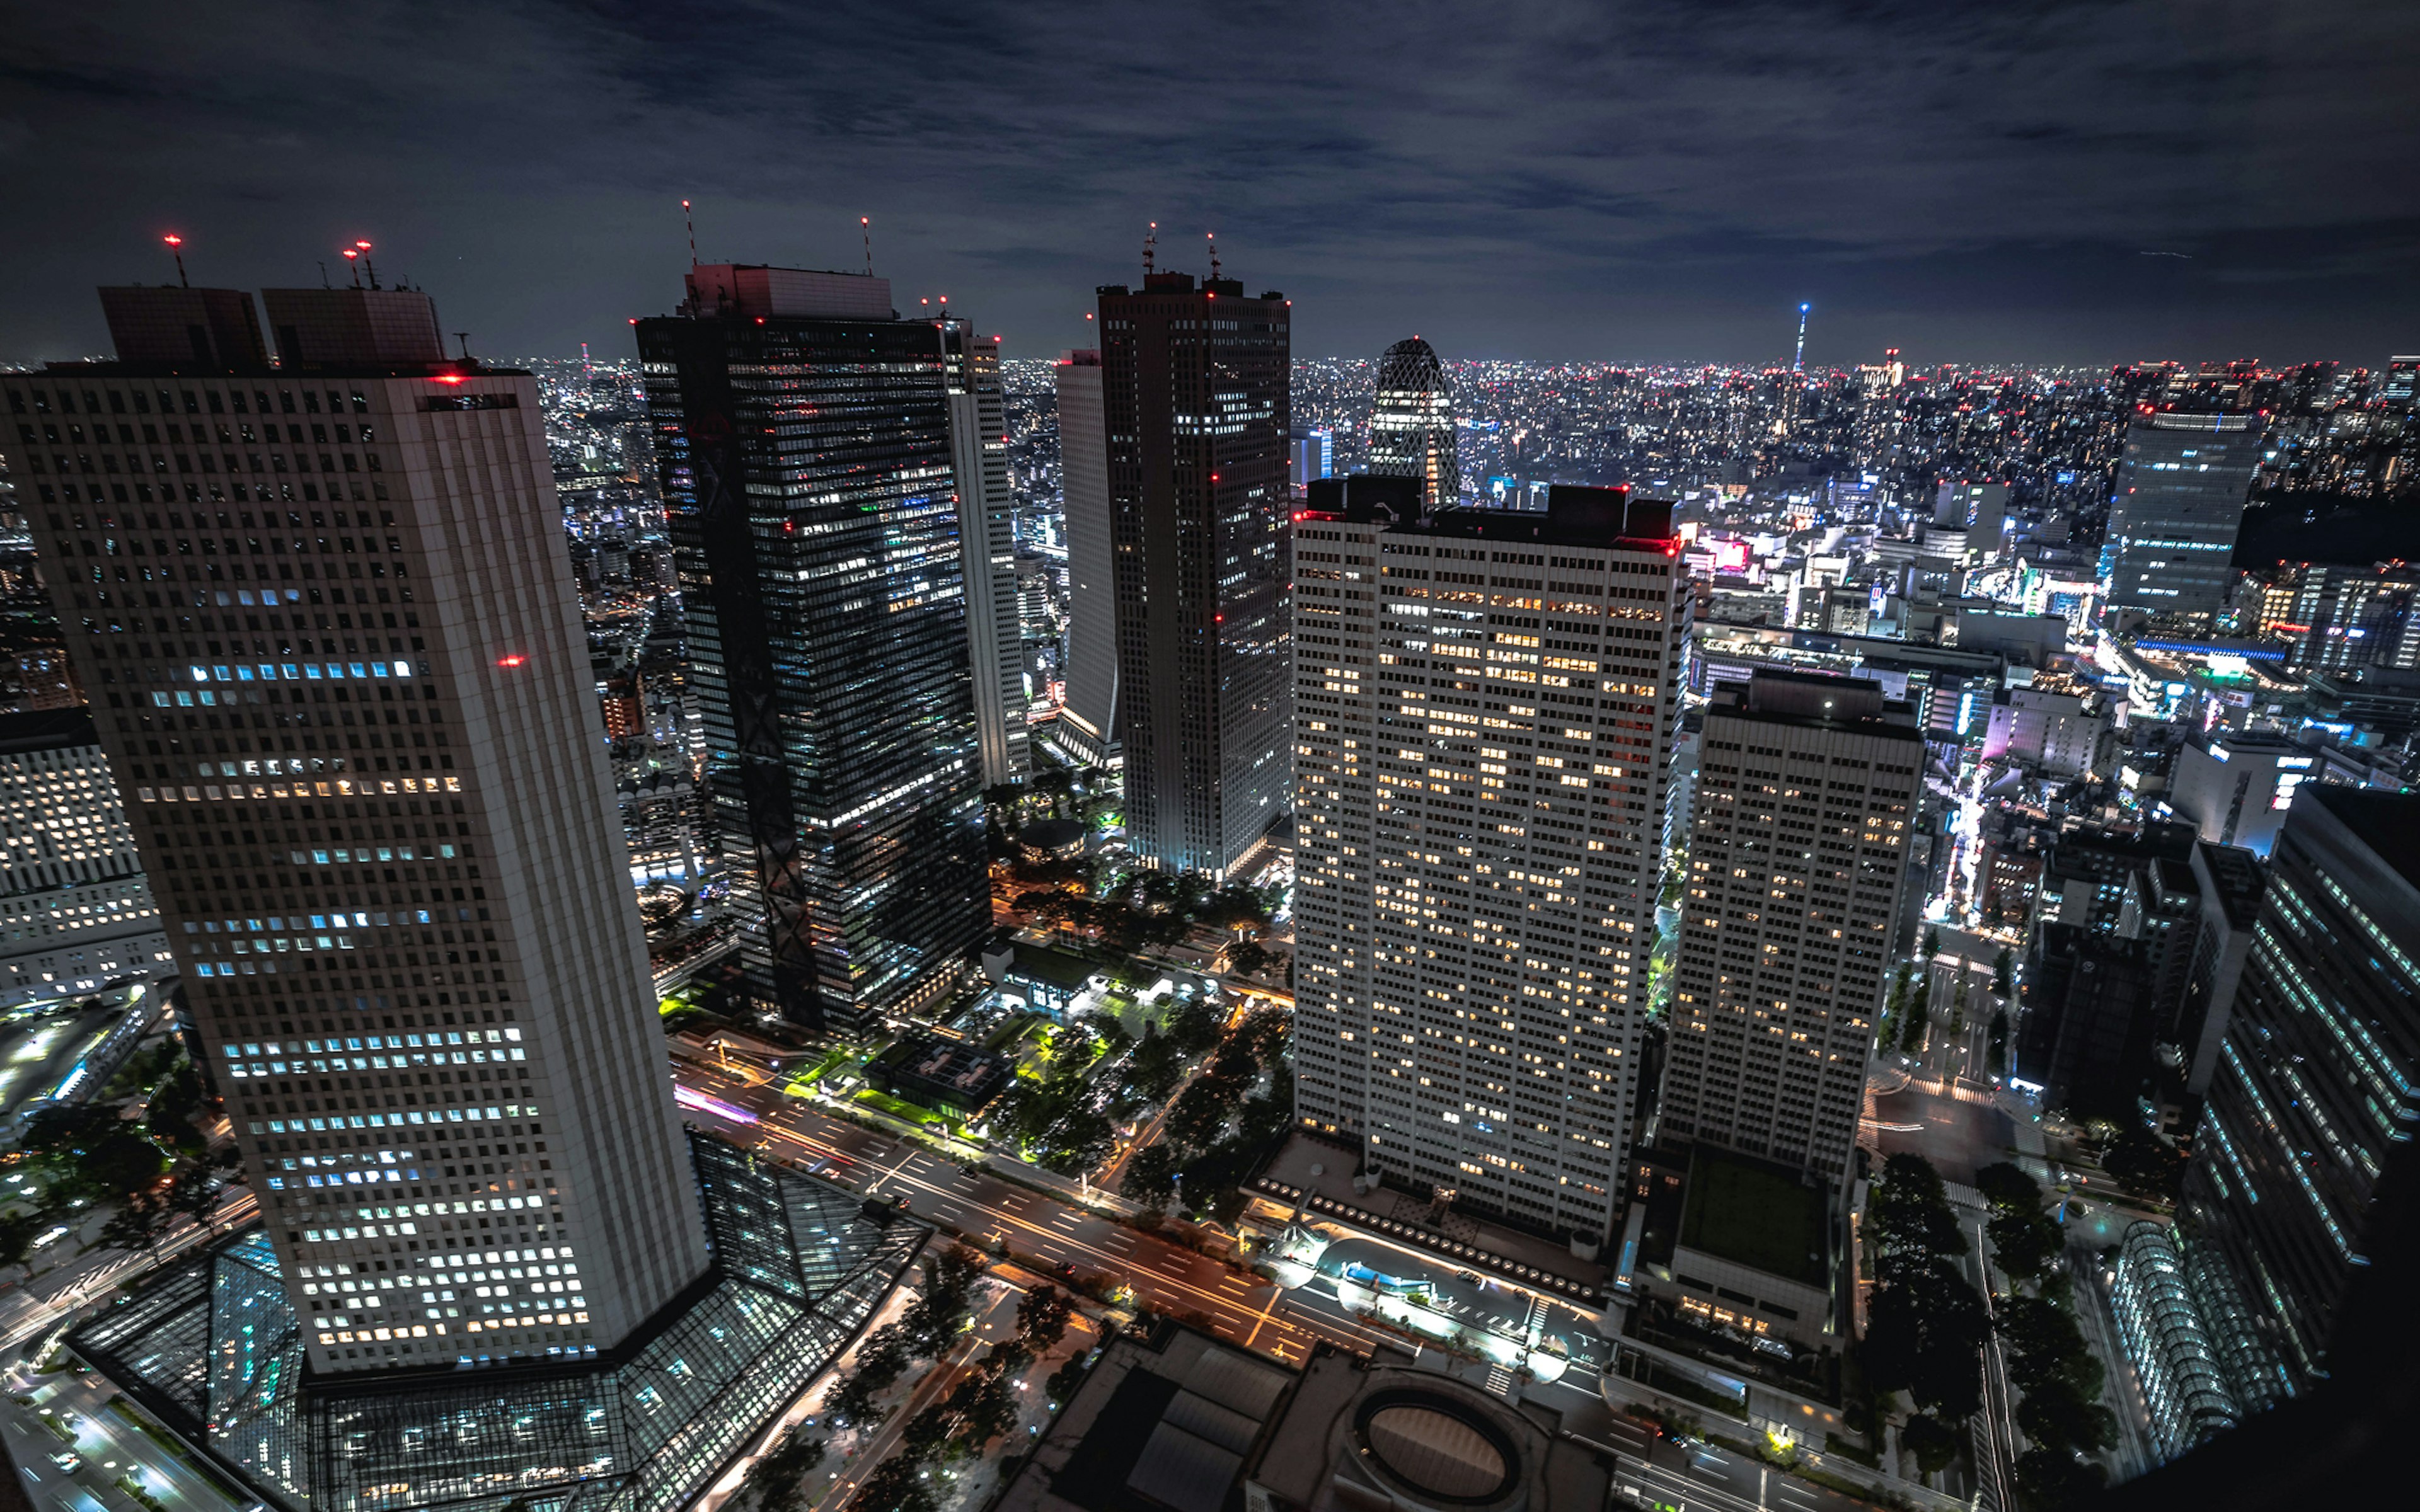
xmin=1018 ymin=816 xmax=1086 ymax=852
xmin=1354 ymin=1388 xmax=1520 ymax=1506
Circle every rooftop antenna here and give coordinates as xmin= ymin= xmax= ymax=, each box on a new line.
xmin=1207 ymin=231 xmax=1219 ymax=282
xmin=683 ymin=200 xmax=696 ymax=266
xmin=356 ymin=241 xmax=378 ymax=290
xmin=342 ymin=247 xmax=361 ymax=288
xmin=1792 ymin=302 xmax=1810 ymax=374
xmin=861 ymin=216 xmax=873 ymax=275
xmin=1144 ymin=221 xmax=1157 ymax=276
xmin=162 ymin=234 xmax=189 ymax=288
xmin=318 ymin=260 xmax=330 ymax=289
xmin=455 ymin=331 xmax=472 ymax=360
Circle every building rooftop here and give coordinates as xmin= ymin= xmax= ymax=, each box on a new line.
xmin=0 ymin=707 xmax=100 ymax=757
xmin=2305 ymin=786 xmax=2420 ymax=896
xmin=1677 ymin=1147 xmax=1829 ymax=1289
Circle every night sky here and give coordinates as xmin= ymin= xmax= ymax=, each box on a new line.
xmin=5 ymin=1 xmax=2416 ymax=368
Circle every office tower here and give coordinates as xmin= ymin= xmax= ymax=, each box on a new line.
xmin=1289 ymin=425 xmax=1334 ymax=490
xmin=9 ymin=281 xmax=708 ymax=1369
xmin=1052 ymin=349 xmax=1119 ymax=766
xmin=1367 ymin=337 xmax=1459 ymax=513
xmin=28 ymin=281 xmax=925 ymax=1512
xmin=1661 ymin=671 xmax=1925 ymax=1182
xmin=640 ymin=265 xmax=991 ymax=1028
xmin=2250 ymin=559 xmax=2420 ymax=676
xmin=2383 ymin=355 xmax=2419 ymax=412
xmin=2102 ymin=413 xmax=2260 ymax=621
xmin=2016 ymin=923 xmax=2157 ymax=1119
xmin=1097 ymin=268 xmax=1291 ymax=877
xmin=1292 ymin=482 xmax=1686 ymax=1244
xmin=2177 ymin=786 xmax=2420 ymax=1405
xmin=1932 ymin=478 xmax=2008 ymax=553
xmin=947 ymin=333 xmax=1030 ymax=788
xmin=0 ymin=708 xmax=170 ymax=1007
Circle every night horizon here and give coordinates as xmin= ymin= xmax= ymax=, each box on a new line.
xmin=4 ymin=1 xmax=2416 ymax=367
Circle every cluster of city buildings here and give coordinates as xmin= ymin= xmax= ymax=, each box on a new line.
xmin=4 ymin=232 xmax=2420 ymax=1510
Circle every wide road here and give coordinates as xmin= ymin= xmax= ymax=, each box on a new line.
xmin=677 ymin=1063 xmax=1393 ymax=1368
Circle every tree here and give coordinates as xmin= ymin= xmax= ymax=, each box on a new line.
xmin=1987 ymin=1009 xmax=2010 ymax=1077
xmin=2102 ymin=1125 xmax=2186 ymax=1201
xmin=1123 ymin=1142 xmax=1180 ymax=1209
xmin=2015 ymin=1378 xmax=2116 ymax=1458
xmin=1898 ymin=1412 xmax=1962 ymax=1476
xmin=1974 ymin=1161 xmax=2042 ymax=1213
xmin=1165 ymin=1079 xmax=1233 ymax=1154
xmin=1997 ymin=1295 xmax=2090 ymax=1394
xmin=1865 ymin=1278 xmax=1988 ymax=1419
xmin=100 ymin=1192 xmax=171 ymax=1255
xmin=1046 ymin=1353 xmax=1091 ymax=1404
xmin=1899 ymin=979 xmax=1931 ymax=1053
xmin=1017 ymin=1284 xmax=1072 ymax=1351
xmin=1869 ymin=1155 xmax=1966 ymax=1281
xmin=853 ymin=1454 xmax=938 ymax=1512
xmin=744 ymin=1427 xmax=826 ymax=1512
xmin=2013 ymin=1448 xmax=2105 ymax=1512
xmin=1923 ymin=925 xmax=1943 ymax=958
xmin=1986 ymin=1208 xmax=2063 ymax=1283
xmin=1224 ymin=940 xmax=1274 ymax=979
xmin=1992 ymin=947 xmax=2015 ymax=997
xmin=0 ymin=1212 xmax=41 ymax=1269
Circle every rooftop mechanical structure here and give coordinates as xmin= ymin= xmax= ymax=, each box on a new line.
xmin=70 ymin=1135 xmax=927 ymax=1512
xmin=1367 ymin=336 xmax=1460 ymax=515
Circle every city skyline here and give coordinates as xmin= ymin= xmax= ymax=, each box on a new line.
xmin=4 ymin=5 xmax=2417 ymax=366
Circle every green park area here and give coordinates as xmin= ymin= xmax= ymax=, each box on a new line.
xmin=1678 ymin=1148 xmax=1828 ymax=1288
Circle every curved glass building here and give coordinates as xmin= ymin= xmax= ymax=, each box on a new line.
xmin=1368 ymin=337 xmax=1460 ymax=513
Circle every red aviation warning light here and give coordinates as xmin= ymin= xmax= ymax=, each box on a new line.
xmin=496 ymin=654 xmax=528 ymax=668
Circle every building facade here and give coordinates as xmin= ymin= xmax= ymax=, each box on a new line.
xmin=1368 ymin=336 xmax=1459 ymax=514
xmin=639 ymin=265 xmax=991 ymax=1029
xmin=1661 ymin=672 xmax=1925 ymax=1183
xmin=2102 ymin=413 xmax=2260 ymax=621
xmin=2179 ymin=785 xmax=2420 ymax=1400
xmin=1098 ymin=270 xmax=1291 ymax=878
xmin=1291 ymin=483 xmax=1686 ymax=1244
xmin=1051 ymin=349 xmax=1119 ymax=767
xmin=8 ymin=283 xmax=710 ymax=1376
xmin=0 ymin=707 xmax=171 ymax=1006
xmin=947 ymin=333 xmax=1030 ymax=788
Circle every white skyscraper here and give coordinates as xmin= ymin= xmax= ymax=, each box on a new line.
xmin=947 ymin=331 xmax=1030 ymax=786
xmin=1293 ymin=481 xmax=1689 ymax=1244
xmin=1661 ymin=671 xmax=1925 ymax=1181
xmin=10 ymin=283 xmax=708 ymax=1374
xmin=1052 ymin=348 xmax=1119 ymax=766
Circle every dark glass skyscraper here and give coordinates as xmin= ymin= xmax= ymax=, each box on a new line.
xmin=1097 ymin=268 xmax=1291 ymax=877
xmin=2179 ymin=784 xmax=2420 ymax=1406
xmin=640 ymin=265 xmax=991 ymax=1029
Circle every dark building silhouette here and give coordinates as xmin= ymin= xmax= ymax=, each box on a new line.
xmin=2019 ymin=924 xmax=2159 ymax=1120
xmin=638 ymin=265 xmax=991 ymax=1028
xmin=2175 ymin=786 xmax=2420 ymax=1404
xmin=1097 ymin=266 xmax=1291 ymax=878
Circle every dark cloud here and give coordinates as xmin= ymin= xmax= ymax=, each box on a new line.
xmin=1 ymin=0 xmax=2414 ymax=365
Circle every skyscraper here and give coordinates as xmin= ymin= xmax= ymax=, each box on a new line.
xmin=1291 ymin=482 xmax=1686 ymax=1244
xmin=947 ymin=332 xmax=1030 ymax=788
xmin=1659 ymin=672 xmax=1924 ymax=1183
xmin=1052 ymin=348 xmax=1119 ymax=767
xmin=7 ymin=282 xmax=710 ymax=1370
xmin=1368 ymin=336 xmax=1459 ymax=513
xmin=2102 ymin=412 xmax=2261 ymax=621
xmin=640 ymin=265 xmax=991 ymax=1028
xmin=1098 ymin=267 xmax=1291 ymax=877
xmin=2179 ymin=784 xmax=2420 ymax=1404
xmin=0 ymin=707 xmax=171 ymax=1007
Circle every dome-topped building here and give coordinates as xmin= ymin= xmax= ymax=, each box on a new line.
xmin=1368 ymin=336 xmax=1461 ymax=513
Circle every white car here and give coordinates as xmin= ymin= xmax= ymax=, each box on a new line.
xmin=30 ymin=1225 xmax=69 ymax=1251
